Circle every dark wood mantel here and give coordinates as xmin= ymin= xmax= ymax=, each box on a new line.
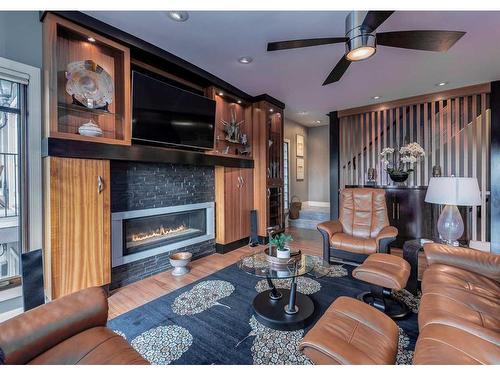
xmin=42 ymin=138 xmax=254 ymax=168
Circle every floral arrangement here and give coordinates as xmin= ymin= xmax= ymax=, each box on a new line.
xmin=380 ymin=142 xmax=425 ymax=181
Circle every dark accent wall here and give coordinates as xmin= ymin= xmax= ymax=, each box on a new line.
xmin=111 ymin=161 xmax=215 ymax=212
xmin=491 ymin=81 xmax=500 ymax=253
xmin=110 ymin=240 xmax=215 ymax=290
xmin=109 ymin=161 xmax=216 ymax=288
xmin=329 ymin=111 xmax=340 ymax=220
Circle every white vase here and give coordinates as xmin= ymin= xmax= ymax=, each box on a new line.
xmin=276 ymin=248 xmax=291 ymax=259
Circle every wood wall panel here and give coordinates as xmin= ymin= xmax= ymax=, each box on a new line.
xmin=339 ymin=88 xmax=491 ymax=242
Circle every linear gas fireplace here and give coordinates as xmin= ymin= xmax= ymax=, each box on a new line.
xmin=112 ymin=202 xmax=215 ymax=267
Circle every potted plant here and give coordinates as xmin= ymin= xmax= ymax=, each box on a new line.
xmin=380 ymin=142 xmax=425 ymax=184
xmin=270 ymin=233 xmax=293 ymax=258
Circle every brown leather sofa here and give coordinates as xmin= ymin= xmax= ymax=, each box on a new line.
xmin=318 ymin=188 xmax=398 ymax=264
xmin=414 ymin=243 xmax=500 ymax=364
xmin=0 ymin=287 xmax=148 ymax=365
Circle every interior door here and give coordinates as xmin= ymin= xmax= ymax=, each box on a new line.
xmin=48 ymin=157 xmax=110 ymax=298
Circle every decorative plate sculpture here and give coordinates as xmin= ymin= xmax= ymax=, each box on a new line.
xmin=65 ymin=60 xmax=113 ymax=109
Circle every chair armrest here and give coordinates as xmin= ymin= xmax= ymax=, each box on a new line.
xmin=375 ymin=226 xmax=398 ymax=253
xmin=376 ymin=226 xmax=398 ymax=241
xmin=0 ymin=287 xmax=108 ymax=364
xmin=424 ymin=243 xmax=500 ymax=282
xmin=317 ymin=220 xmax=343 ymax=238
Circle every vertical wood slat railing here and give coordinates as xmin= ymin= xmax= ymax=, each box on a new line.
xmin=339 ymin=90 xmax=491 ymax=242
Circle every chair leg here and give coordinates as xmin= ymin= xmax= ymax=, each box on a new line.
xmin=357 ymin=286 xmax=410 ymax=320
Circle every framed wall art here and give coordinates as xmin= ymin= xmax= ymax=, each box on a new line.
xmin=296 ymin=134 xmax=304 ymax=157
xmin=296 ymin=157 xmax=305 ymax=181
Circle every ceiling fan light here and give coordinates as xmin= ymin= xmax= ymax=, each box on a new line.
xmin=346 ymin=46 xmax=376 ymax=61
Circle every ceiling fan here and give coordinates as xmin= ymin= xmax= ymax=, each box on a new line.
xmin=267 ymin=11 xmax=466 ymax=86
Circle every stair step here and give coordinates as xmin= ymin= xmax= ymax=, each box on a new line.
xmin=297 ymin=209 xmax=329 ymax=221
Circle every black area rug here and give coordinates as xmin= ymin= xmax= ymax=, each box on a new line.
xmin=108 ymin=261 xmax=419 ymax=365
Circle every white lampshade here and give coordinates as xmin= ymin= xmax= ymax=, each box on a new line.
xmin=425 ymin=177 xmax=481 ymax=206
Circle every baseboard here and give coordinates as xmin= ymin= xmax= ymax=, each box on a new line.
xmin=216 ymin=237 xmax=249 ymax=254
xmin=303 ymin=201 xmax=330 ymax=208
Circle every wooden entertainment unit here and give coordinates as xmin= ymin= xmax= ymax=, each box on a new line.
xmin=41 ymin=12 xmax=285 ymax=299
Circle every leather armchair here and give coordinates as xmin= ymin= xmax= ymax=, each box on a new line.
xmin=0 ymin=287 xmax=148 ymax=365
xmin=318 ymin=188 xmax=397 ymax=264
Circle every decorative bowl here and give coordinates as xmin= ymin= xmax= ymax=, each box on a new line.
xmin=388 ymin=171 xmax=409 ymax=183
xmin=169 ymin=252 xmax=193 ymax=276
xmin=264 ymin=247 xmax=300 ymax=269
xmin=78 ymin=120 xmax=103 ymax=137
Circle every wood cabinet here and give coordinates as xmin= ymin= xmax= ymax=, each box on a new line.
xmin=252 ymin=100 xmax=285 ymax=239
xmin=385 ymin=187 xmax=434 ymax=247
xmin=44 ymin=157 xmax=111 ymax=299
xmin=215 ymin=167 xmax=254 ymax=251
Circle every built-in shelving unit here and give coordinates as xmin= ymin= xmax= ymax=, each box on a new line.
xmin=43 ymin=13 xmax=131 ymax=145
xmin=252 ymin=100 xmax=285 ymax=239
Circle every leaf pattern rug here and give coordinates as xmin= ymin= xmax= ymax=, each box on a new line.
xmin=108 ymin=261 xmax=419 ymax=365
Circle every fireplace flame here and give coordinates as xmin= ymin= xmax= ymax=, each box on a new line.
xmin=131 ymin=224 xmax=188 ymax=243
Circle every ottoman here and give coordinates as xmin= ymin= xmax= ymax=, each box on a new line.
xmin=353 ymin=253 xmax=411 ymax=319
xmin=299 ymin=296 xmax=399 ymax=364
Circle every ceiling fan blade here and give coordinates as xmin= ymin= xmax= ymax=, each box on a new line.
xmin=267 ymin=37 xmax=347 ymax=51
xmin=362 ymin=11 xmax=394 ymax=31
xmin=376 ymin=30 xmax=466 ymax=52
xmin=322 ymin=56 xmax=351 ymax=86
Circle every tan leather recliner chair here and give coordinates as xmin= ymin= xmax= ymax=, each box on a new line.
xmin=318 ymin=188 xmax=398 ymax=264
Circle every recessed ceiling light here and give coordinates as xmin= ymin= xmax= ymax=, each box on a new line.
xmin=218 ymin=91 xmax=224 ymax=96
xmin=436 ymin=81 xmax=448 ymax=87
xmin=372 ymin=96 xmax=381 ymax=100
xmin=314 ymin=120 xmax=321 ymax=124
xmin=297 ymin=111 xmax=309 ymax=116
xmin=269 ymin=108 xmax=274 ymax=113
xmin=167 ymin=11 xmax=189 ymax=22
xmin=238 ymin=56 xmax=253 ymax=64
xmin=87 ymin=37 xmax=96 ymax=43
xmin=237 ymin=100 xmax=242 ymax=104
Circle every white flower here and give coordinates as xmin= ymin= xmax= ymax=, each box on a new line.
xmin=380 ymin=147 xmax=394 ymax=157
xmin=401 ymin=155 xmax=417 ymax=164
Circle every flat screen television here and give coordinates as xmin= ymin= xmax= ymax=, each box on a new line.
xmin=132 ymin=71 xmax=216 ymax=150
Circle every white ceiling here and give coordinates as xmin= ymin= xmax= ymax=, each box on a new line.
xmin=87 ymin=11 xmax=500 ymax=126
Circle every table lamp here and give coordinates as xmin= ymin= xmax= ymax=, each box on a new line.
xmin=425 ymin=177 xmax=481 ymax=246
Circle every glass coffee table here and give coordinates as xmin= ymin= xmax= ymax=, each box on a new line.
xmin=238 ymin=250 xmax=330 ymax=331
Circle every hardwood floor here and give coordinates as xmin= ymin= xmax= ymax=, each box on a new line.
xmin=107 ymin=227 xmax=426 ymax=320
xmin=108 ymin=227 xmax=322 ymax=319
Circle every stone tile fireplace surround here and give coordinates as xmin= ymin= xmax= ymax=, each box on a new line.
xmin=110 ymin=161 xmax=216 ymax=289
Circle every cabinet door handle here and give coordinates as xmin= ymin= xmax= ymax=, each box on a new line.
xmin=97 ymin=176 xmax=103 ymax=194
xmin=267 ymin=188 xmax=271 ymax=198
xmin=392 ymin=202 xmax=396 ymax=219
xmin=241 ymin=176 xmax=244 ymax=186
xmin=397 ymin=203 xmax=400 ymax=220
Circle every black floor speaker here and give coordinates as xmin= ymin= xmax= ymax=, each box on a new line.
xmin=249 ymin=210 xmax=259 ymax=247
xmin=21 ymin=249 xmax=45 ymax=311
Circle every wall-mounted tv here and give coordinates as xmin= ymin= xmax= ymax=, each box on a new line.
xmin=132 ymin=71 xmax=216 ymax=150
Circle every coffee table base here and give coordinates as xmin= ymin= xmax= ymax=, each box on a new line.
xmin=252 ymin=288 xmax=314 ymax=331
